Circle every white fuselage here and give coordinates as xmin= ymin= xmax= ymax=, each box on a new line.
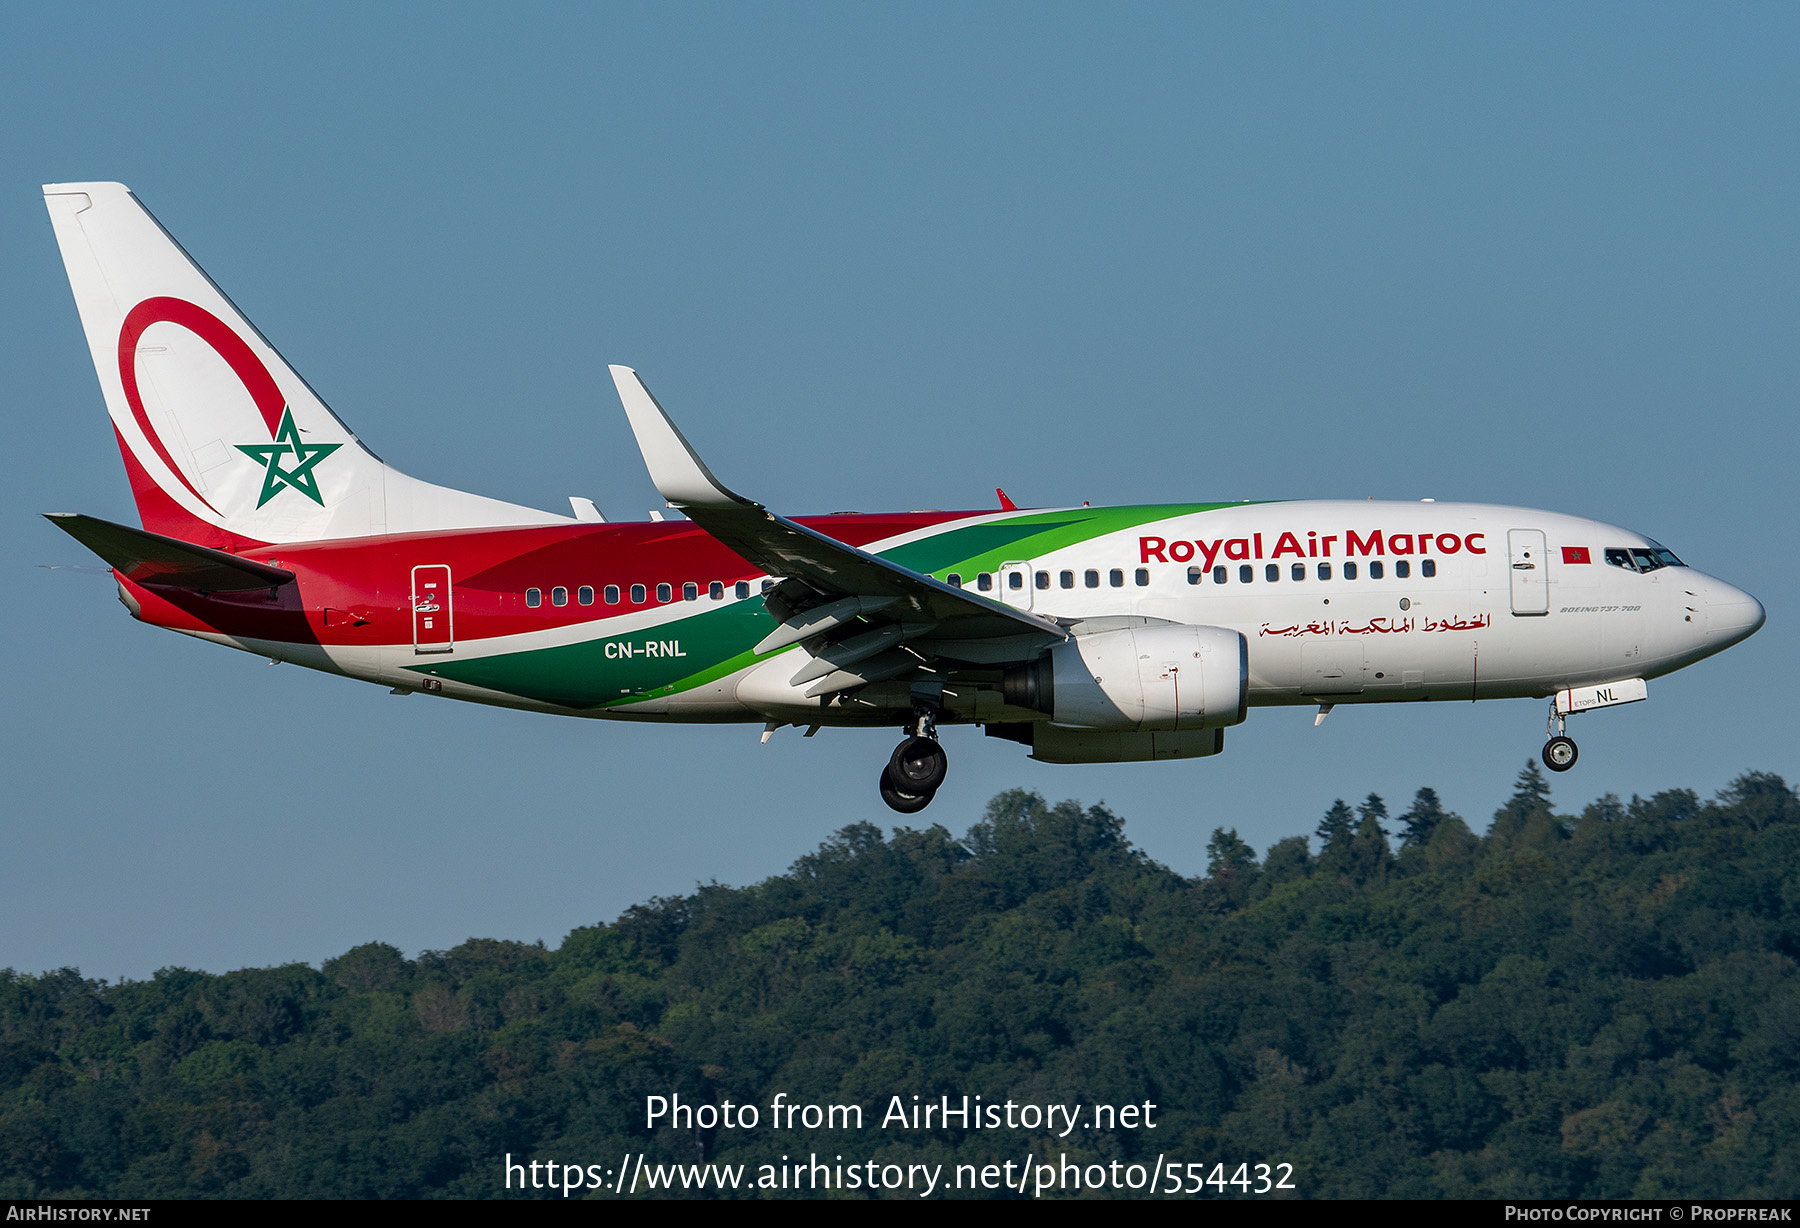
xmin=199 ymin=500 xmax=1762 ymax=728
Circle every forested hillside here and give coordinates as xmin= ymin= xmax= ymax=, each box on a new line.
xmin=4 ymin=767 xmax=1798 ymax=1199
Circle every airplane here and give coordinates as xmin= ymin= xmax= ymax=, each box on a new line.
xmin=41 ymin=182 xmax=1767 ymax=813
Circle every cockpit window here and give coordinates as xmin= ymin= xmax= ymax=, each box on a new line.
xmin=1609 ymin=546 xmax=1686 ymax=573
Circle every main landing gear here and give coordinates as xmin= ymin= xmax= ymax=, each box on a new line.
xmin=1543 ymin=702 xmax=1579 ymax=773
xmin=880 ymin=709 xmax=947 ymax=813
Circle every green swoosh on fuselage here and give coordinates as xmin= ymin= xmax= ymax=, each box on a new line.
xmin=405 ymin=503 xmax=1258 ymax=709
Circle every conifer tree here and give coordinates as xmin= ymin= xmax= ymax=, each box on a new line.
xmin=1397 ymin=787 xmax=1450 ymax=847
xmin=1347 ymin=794 xmax=1393 ymax=884
xmin=1315 ymin=799 xmax=1355 ymax=875
xmin=1492 ymin=761 xmax=1555 ymax=839
xmin=1512 ymin=761 xmax=1552 ymax=809
xmin=1358 ymin=792 xmax=1389 ymax=833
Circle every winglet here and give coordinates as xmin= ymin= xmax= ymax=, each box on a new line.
xmin=996 ymin=487 xmax=1017 ymax=512
xmin=608 ymin=366 xmax=755 ymax=508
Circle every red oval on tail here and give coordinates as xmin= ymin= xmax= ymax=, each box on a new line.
xmin=116 ymin=296 xmax=288 ymax=514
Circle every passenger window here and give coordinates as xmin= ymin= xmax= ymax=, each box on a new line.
xmin=551 ymin=586 xmax=568 ymax=607
xmin=1421 ymin=559 xmax=1436 ymax=578
xmin=761 ymin=580 xmax=773 ymax=593
xmin=1343 ymin=561 xmax=1357 ymax=580
xmin=1395 ymin=560 xmax=1410 ymax=579
xmin=947 ymin=573 xmax=962 ymax=588
xmin=1266 ymin=564 xmax=1280 ymax=582
xmin=1060 ymin=570 xmax=1075 ymax=589
xmin=630 ymin=584 xmax=646 ymax=603
xmin=578 ymin=586 xmax=594 ymax=605
xmin=1007 ymin=571 xmax=1024 ymax=591
xmin=656 ymin=582 xmax=672 ymax=602
xmin=1135 ymin=568 xmax=1149 ymax=586
xmin=1369 ymin=561 xmax=1384 ymax=580
xmin=1085 ymin=569 xmax=1100 ymax=588
xmin=683 ymin=582 xmax=698 ymax=601
xmin=977 ymin=573 xmax=994 ymax=592
xmin=709 ymin=581 xmax=724 ymax=600
xmin=1318 ymin=562 xmax=1331 ymax=580
xmin=525 ymin=588 xmax=541 ymax=608
xmin=604 ymin=585 xmax=620 ymax=604
xmin=1292 ymin=563 xmax=1306 ymax=581
xmin=735 ymin=581 xmax=750 ymax=598
xmin=1035 ymin=571 xmax=1050 ymax=590
xmin=1187 ymin=566 xmax=1202 ymax=585
xmin=1239 ymin=565 xmax=1254 ymax=583
xmin=1109 ymin=569 xmax=1124 ymax=587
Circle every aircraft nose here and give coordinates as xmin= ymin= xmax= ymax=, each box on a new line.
xmin=1705 ymin=578 xmax=1766 ymax=647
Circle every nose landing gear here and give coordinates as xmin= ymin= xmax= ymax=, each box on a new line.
xmin=880 ymin=708 xmax=947 ymax=813
xmin=1543 ymin=702 xmax=1579 ymax=772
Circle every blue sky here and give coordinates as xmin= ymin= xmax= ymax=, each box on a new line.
xmin=3 ymin=4 xmax=1794 ymax=981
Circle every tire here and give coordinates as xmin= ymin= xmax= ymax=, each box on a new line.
xmin=888 ymin=736 xmax=948 ymax=793
xmin=1543 ymin=736 xmax=1578 ymax=772
xmin=879 ymin=768 xmax=935 ymax=814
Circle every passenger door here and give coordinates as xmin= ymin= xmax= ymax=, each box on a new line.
xmin=411 ymin=564 xmax=454 ymax=654
xmin=1507 ymin=529 xmax=1549 ymax=616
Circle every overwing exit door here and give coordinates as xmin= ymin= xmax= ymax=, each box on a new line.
xmin=1508 ymin=529 xmax=1549 ymax=616
xmin=412 ymin=565 xmax=454 ymax=653
xmin=999 ymin=562 xmax=1034 ymax=610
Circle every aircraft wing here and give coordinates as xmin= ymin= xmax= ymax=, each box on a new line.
xmin=44 ymin=513 xmax=295 ymax=592
xmin=610 ymin=367 xmax=1065 ymax=690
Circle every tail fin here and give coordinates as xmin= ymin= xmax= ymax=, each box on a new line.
xmin=43 ymin=182 xmax=563 ymax=548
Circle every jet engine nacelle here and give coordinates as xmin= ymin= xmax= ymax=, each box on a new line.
xmin=1003 ymin=623 xmax=1249 ymax=731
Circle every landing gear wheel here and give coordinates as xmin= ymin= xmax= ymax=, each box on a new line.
xmin=889 ymin=735 xmax=948 ymax=793
xmin=879 ymin=768 xmax=935 ymax=814
xmin=1543 ymin=735 xmax=1579 ymax=772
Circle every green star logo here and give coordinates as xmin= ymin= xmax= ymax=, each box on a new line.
xmin=235 ymin=407 xmax=341 ymax=508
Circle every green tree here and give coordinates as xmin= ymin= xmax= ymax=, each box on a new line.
xmin=1345 ymin=795 xmax=1393 ymax=885
xmin=1203 ymin=827 xmax=1261 ymax=911
xmin=1358 ymin=792 xmax=1389 ymax=833
xmin=1397 ymin=787 xmax=1450 ymax=848
xmin=1261 ymin=835 xmax=1313 ymax=887
xmin=2 ymin=772 xmax=1796 ymax=1201
xmin=1491 ymin=759 xmax=1556 ymax=842
xmin=1206 ymin=827 xmax=1258 ymax=879
xmin=1315 ymin=798 xmax=1356 ymax=876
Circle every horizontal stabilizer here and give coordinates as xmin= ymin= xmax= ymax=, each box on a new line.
xmin=44 ymin=513 xmax=294 ymax=591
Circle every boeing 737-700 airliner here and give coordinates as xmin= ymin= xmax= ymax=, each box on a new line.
xmin=41 ymin=183 xmax=1766 ymax=812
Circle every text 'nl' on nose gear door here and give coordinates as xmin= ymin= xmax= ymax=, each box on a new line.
xmin=412 ymin=565 xmax=454 ymax=654
xmin=999 ymin=562 xmax=1034 ymax=611
xmin=1508 ymin=529 xmax=1550 ymax=616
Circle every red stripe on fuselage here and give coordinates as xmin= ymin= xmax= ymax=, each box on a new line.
xmin=123 ymin=509 xmax=981 ymax=646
